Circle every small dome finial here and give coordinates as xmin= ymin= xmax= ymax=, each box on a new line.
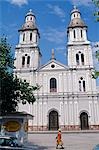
xmin=51 ymin=49 xmax=56 ymax=60
xmin=52 ymin=49 xmax=55 ymax=59
xmin=74 ymin=5 xmax=77 ymax=9
xmin=29 ymin=9 xmax=32 ymax=12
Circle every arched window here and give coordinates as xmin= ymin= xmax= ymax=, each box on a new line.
xmin=22 ymin=56 xmax=25 ymax=67
xmin=50 ymin=78 xmax=57 ymax=92
xmin=79 ymin=77 xmax=86 ymax=92
xmin=23 ymin=33 xmax=25 ymax=41
xmin=27 ymin=56 xmax=30 ymax=67
xmin=81 ymin=53 xmax=84 ymax=65
xmin=81 ymin=30 xmax=83 ymax=38
xmin=83 ymin=80 xmax=85 ymax=91
xmin=73 ymin=30 xmax=76 ymax=38
xmin=30 ymin=33 xmax=32 ymax=41
xmin=76 ymin=52 xmax=84 ymax=66
xmin=76 ymin=54 xmax=79 ymax=65
xmin=79 ymin=81 xmax=81 ymax=91
xmin=36 ymin=34 xmax=38 ymax=43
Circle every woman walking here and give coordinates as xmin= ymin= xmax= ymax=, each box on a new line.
xmin=56 ymin=129 xmax=64 ymax=149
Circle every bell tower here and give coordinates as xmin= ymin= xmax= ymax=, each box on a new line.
xmin=14 ymin=9 xmax=41 ymax=72
xmin=67 ymin=6 xmax=93 ymax=69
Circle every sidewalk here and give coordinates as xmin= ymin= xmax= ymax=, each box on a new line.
xmin=28 ymin=130 xmax=99 ymax=134
xmin=27 ymin=132 xmax=99 ymax=150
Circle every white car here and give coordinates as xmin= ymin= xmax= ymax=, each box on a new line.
xmin=0 ymin=136 xmax=24 ymax=149
xmin=93 ymin=144 xmax=99 ymax=150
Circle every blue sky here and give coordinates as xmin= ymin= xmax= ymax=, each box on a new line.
xmin=0 ymin=0 xmax=99 ymax=76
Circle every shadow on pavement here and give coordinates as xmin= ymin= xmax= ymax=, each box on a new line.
xmin=25 ymin=142 xmax=49 ymax=150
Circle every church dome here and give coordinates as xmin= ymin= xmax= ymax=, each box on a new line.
xmin=18 ymin=9 xmax=38 ymax=31
xmin=68 ymin=18 xmax=87 ymax=28
xmin=20 ymin=22 xmax=37 ymax=31
xmin=68 ymin=6 xmax=87 ymax=29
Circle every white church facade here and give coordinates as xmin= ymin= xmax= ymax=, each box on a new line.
xmin=14 ymin=7 xmax=99 ymax=131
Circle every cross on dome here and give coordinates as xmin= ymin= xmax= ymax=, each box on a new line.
xmin=29 ymin=9 xmax=32 ymax=12
xmin=74 ymin=6 xmax=77 ymax=9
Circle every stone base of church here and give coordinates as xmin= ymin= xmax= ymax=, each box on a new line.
xmin=60 ymin=125 xmax=99 ymax=130
xmin=28 ymin=125 xmax=99 ymax=131
xmin=90 ymin=125 xmax=99 ymax=130
xmin=60 ymin=125 xmax=80 ymax=130
xmin=28 ymin=126 xmax=48 ymax=131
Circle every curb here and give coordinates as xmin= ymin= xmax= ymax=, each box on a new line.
xmin=28 ymin=130 xmax=99 ymax=134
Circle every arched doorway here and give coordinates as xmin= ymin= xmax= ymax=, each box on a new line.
xmin=80 ymin=112 xmax=89 ymax=130
xmin=49 ymin=110 xmax=59 ymax=130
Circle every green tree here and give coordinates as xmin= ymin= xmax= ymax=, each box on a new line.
xmin=92 ymin=0 xmax=99 ymax=21
xmin=92 ymin=0 xmax=99 ymax=78
xmin=0 ymin=37 xmax=38 ymax=115
xmin=96 ymin=49 xmax=99 ymax=61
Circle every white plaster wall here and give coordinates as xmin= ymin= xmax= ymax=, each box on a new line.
xmin=15 ymin=8 xmax=99 ymax=130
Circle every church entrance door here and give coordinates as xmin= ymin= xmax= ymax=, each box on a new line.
xmin=80 ymin=112 xmax=89 ymax=130
xmin=49 ymin=110 xmax=59 ymax=130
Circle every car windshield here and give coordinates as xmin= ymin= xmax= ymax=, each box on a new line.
xmin=93 ymin=144 xmax=99 ymax=150
xmin=0 ymin=138 xmax=12 ymax=146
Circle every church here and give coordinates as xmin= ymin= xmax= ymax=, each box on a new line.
xmin=14 ymin=6 xmax=99 ymax=131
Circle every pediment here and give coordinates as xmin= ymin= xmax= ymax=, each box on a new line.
xmin=38 ymin=59 xmax=68 ymax=71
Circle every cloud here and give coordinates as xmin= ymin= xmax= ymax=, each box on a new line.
xmin=7 ymin=0 xmax=28 ymax=7
xmin=55 ymin=46 xmax=67 ymax=56
xmin=56 ymin=46 xmax=66 ymax=52
xmin=47 ymin=4 xmax=65 ymax=18
xmin=70 ymin=0 xmax=92 ymax=6
xmin=42 ymin=27 xmax=66 ymax=44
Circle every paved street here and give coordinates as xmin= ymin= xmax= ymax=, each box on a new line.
xmin=26 ymin=131 xmax=99 ymax=150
